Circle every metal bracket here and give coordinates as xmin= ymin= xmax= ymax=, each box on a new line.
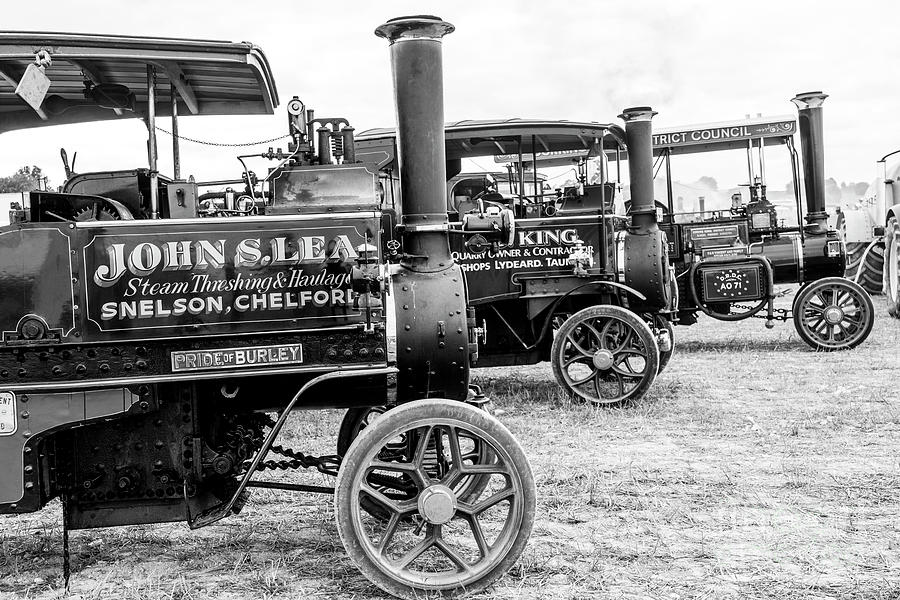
xmin=187 ymin=366 xmax=397 ymax=529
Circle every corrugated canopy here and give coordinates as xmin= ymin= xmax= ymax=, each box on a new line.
xmin=355 ymin=119 xmax=626 ymax=169
xmin=0 ymin=31 xmax=278 ymax=134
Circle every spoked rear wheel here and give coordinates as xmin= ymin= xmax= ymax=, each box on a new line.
xmin=885 ymin=216 xmax=900 ymax=317
xmin=792 ymin=277 xmax=874 ymax=350
xmin=335 ymin=399 xmax=535 ymax=599
xmin=551 ymin=305 xmax=659 ymax=406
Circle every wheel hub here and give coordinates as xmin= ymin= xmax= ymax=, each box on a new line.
xmin=592 ymin=349 xmax=615 ymax=370
xmin=417 ymin=484 xmax=458 ymax=525
xmin=824 ymin=306 xmax=844 ymax=325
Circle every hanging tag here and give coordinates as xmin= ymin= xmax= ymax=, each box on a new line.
xmin=15 ymin=63 xmax=51 ymax=114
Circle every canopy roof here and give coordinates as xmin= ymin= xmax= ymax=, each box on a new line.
xmin=0 ymin=31 xmax=278 ymax=134
xmin=651 ymin=115 xmax=797 ymax=156
xmin=355 ymin=119 xmax=626 ymax=169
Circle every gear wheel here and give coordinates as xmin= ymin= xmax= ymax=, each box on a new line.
xmin=73 ymin=204 xmax=119 ymax=222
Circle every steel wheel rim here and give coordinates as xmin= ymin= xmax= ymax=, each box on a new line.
xmin=799 ymin=283 xmax=870 ymax=349
xmin=348 ymin=418 xmax=525 ymax=589
xmin=557 ymin=315 xmax=651 ymax=403
xmin=890 ymin=229 xmax=900 ymax=301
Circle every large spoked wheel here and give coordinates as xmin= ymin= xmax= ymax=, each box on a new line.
xmin=885 ymin=216 xmax=900 ymax=317
xmin=792 ymin=277 xmax=874 ymax=351
xmin=551 ymin=306 xmax=660 ymax=406
xmin=335 ymin=399 xmax=535 ymax=599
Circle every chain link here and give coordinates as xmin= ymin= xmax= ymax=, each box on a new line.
xmin=255 ymin=445 xmax=341 ymax=477
xmin=732 ymin=303 xmax=793 ymax=321
xmin=154 ymin=126 xmax=291 ymax=148
xmin=235 ymin=415 xmax=342 ymax=477
xmin=728 ymin=288 xmax=795 ymax=322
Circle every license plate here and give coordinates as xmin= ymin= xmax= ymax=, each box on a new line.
xmin=702 ymin=246 xmax=749 ymax=258
xmin=0 ymin=392 xmax=16 ymax=436
xmin=171 ymin=344 xmax=303 ymax=373
xmin=701 ymin=265 xmax=762 ymax=302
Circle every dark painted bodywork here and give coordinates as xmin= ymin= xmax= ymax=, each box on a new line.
xmin=357 ymin=120 xmax=673 ymax=368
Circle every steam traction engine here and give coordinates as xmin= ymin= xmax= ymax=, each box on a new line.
xmin=653 ymin=93 xmax=875 ymax=350
xmin=355 ymin=112 xmax=677 ymax=407
xmin=0 ymin=17 xmax=535 ymax=598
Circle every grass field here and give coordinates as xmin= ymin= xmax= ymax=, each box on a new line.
xmin=2 ymin=289 xmax=899 ymax=599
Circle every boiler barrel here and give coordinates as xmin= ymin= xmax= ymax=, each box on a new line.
xmin=750 ymin=234 xmax=844 ymax=284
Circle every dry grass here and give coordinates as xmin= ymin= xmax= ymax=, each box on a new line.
xmin=2 ymin=287 xmax=899 ymax=599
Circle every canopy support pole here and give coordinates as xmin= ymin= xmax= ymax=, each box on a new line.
xmin=171 ymin=82 xmax=181 ymax=180
xmin=147 ymin=65 xmax=159 ymax=219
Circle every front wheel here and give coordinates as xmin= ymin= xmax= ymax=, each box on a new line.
xmin=792 ymin=277 xmax=874 ymax=351
xmin=335 ymin=399 xmax=535 ymax=599
xmin=884 ymin=216 xmax=900 ymax=317
xmin=551 ymin=305 xmax=659 ymax=406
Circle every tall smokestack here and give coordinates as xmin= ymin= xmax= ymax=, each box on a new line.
xmin=376 ymin=16 xmax=469 ymax=402
xmin=375 ymin=16 xmax=454 ymax=268
xmin=620 ymin=106 xmax=658 ymax=230
xmin=791 ymin=91 xmax=829 ymax=233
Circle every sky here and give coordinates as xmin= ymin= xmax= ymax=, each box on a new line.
xmin=1 ymin=0 xmax=898 ymax=192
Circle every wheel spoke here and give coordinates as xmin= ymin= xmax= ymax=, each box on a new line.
xmin=467 ymin=514 xmax=490 ymax=558
xmin=611 ymin=362 xmax=643 ymax=377
xmin=370 ymin=459 xmax=429 ymax=491
xmin=412 ymin=426 xmax=435 ymax=472
xmin=568 ymin=368 xmax=597 ymax=387
xmin=361 ymin=482 xmax=405 ymax=516
xmin=395 ymin=529 xmax=436 ymax=570
xmin=563 ymin=355 xmax=592 ymax=368
xmin=464 ymin=486 xmax=514 ymax=516
xmin=565 ymin=332 xmax=594 ymax=358
xmin=366 ymin=472 xmax=417 ymax=497
xmin=460 ymin=463 xmax=510 ymax=476
xmin=612 ymin=371 xmax=626 ymax=399
xmin=593 ymin=320 xmax=614 ymax=349
xmin=434 ymin=537 xmax=472 ymax=573
xmin=434 ymin=538 xmax=473 ymax=573
xmin=609 ymin=327 xmax=634 ymax=353
xmin=447 ymin=427 xmax=463 ymax=469
xmin=377 ymin=512 xmax=401 ymax=555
